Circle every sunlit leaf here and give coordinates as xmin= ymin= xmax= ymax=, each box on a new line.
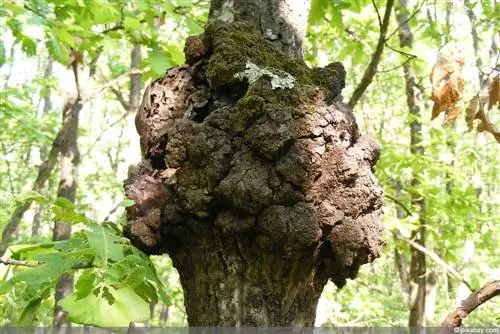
xmin=60 ymin=286 xmax=150 ymax=327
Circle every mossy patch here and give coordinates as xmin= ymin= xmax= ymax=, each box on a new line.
xmin=204 ymin=21 xmax=312 ymax=90
xmin=204 ymin=21 xmax=346 ymax=134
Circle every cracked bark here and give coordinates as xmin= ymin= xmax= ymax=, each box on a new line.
xmin=124 ymin=0 xmax=384 ymax=326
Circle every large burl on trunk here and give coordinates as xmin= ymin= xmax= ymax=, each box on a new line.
xmin=124 ymin=21 xmax=384 ymax=326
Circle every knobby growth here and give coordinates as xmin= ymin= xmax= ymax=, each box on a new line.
xmin=124 ymin=21 xmax=384 ymax=326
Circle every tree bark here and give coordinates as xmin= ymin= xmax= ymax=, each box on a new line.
xmin=395 ymin=1 xmax=427 ymax=327
xmin=125 ymin=0 xmax=384 ymax=326
xmin=52 ymin=66 xmax=83 ymax=333
xmin=32 ymin=57 xmax=54 ymax=237
xmin=208 ymin=0 xmax=310 ymax=59
xmin=441 ymin=280 xmax=499 ymax=329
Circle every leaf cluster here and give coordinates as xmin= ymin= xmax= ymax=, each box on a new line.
xmin=1 ymin=196 xmax=168 ymax=327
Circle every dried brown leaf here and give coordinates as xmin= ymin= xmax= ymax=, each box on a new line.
xmin=444 ymin=105 xmax=462 ymax=127
xmin=488 ymin=75 xmax=499 ymax=110
xmin=159 ymin=168 xmax=180 ymax=184
xmin=430 ymin=44 xmax=465 ymax=122
xmin=465 ymin=95 xmax=481 ymax=130
xmin=475 ymin=107 xmax=500 ymax=143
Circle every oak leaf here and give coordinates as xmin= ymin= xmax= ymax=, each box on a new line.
xmin=465 ymin=95 xmax=481 ymax=130
xmin=488 ymin=75 xmax=499 ymax=110
xmin=465 ymin=93 xmax=500 ymax=143
xmin=430 ymin=44 xmax=465 ymax=126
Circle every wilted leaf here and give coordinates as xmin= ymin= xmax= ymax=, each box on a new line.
xmin=488 ymin=75 xmax=499 ymax=110
xmin=443 ymin=105 xmax=462 ymax=127
xmin=430 ymin=43 xmax=465 ymax=125
xmin=475 ymin=107 xmax=500 ymax=143
xmin=465 ymin=95 xmax=481 ymax=130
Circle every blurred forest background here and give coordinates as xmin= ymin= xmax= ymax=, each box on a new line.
xmin=0 ymin=0 xmax=499 ymax=327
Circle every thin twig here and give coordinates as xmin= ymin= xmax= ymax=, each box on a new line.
xmin=0 ymin=257 xmax=38 ymax=267
xmin=386 ymin=0 xmax=427 ymax=41
xmin=0 ymin=141 xmax=16 ymax=195
xmin=377 ymin=57 xmax=414 ymax=73
xmin=83 ymin=110 xmax=130 ymax=156
xmin=395 ymin=234 xmax=473 ymax=291
xmin=385 ymin=194 xmax=412 ymax=216
xmin=349 ymin=0 xmax=395 ymax=108
xmin=81 ymin=70 xmax=142 ymax=104
xmin=372 ymin=0 xmax=383 ymax=28
xmin=110 ymin=86 xmax=130 ymax=111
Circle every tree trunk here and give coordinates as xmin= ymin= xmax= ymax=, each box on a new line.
xmin=208 ymin=0 xmax=310 ymax=59
xmin=32 ymin=56 xmax=54 ymax=237
xmin=395 ymin=1 xmax=427 ymax=327
xmin=52 ymin=71 xmax=82 ymax=333
xmin=124 ymin=0 xmax=384 ymax=326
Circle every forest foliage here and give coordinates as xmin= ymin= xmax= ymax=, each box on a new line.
xmin=0 ymin=0 xmax=499 ymax=327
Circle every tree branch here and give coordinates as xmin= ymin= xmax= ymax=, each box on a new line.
xmin=386 ymin=0 xmax=426 ymax=42
xmin=349 ymin=0 xmax=395 ymax=108
xmin=1 ymin=256 xmax=94 ymax=270
xmin=441 ymin=280 xmax=499 ymax=329
xmin=0 ymin=127 xmax=67 ymax=256
xmin=394 ymin=234 xmax=473 ymax=291
xmin=385 ymin=194 xmax=412 ymax=216
xmin=0 ymin=257 xmax=37 ymax=267
xmin=110 ymin=86 xmax=130 ymax=111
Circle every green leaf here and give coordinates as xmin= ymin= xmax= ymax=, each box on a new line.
xmin=166 ymin=44 xmax=184 ymax=65
xmin=53 ymin=197 xmax=76 ymax=209
xmin=90 ymin=3 xmax=121 ymax=24
xmin=52 ymin=206 xmax=89 ymax=224
xmin=75 ymin=270 xmax=96 ymax=300
xmin=123 ymin=17 xmax=142 ymax=31
xmin=18 ymin=297 xmax=43 ymax=323
xmin=310 ymin=0 xmax=330 ymax=25
xmin=46 ymin=33 xmax=71 ymax=65
xmin=3 ymin=2 xmax=26 ymax=15
xmin=118 ymin=199 xmax=135 ymax=208
xmin=7 ymin=243 xmax=56 ymax=261
xmin=0 ymin=40 xmax=5 ymax=66
xmin=84 ymin=226 xmax=124 ymax=263
xmin=16 ymin=190 xmax=50 ymax=205
xmin=21 ymin=36 xmax=37 ymax=56
xmin=329 ymin=7 xmax=345 ymax=33
xmin=148 ymin=50 xmax=172 ymax=76
xmin=59 ymin=285 xmax=150 ymax=327
xmin=51 ymin=27 xmax=76 ymax=48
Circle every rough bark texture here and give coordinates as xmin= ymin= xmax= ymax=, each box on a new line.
xmin=396 ymin=2 xmax=427 ymax=327
xmin=52 ymin=96 xmax=82 ymax=333
xmin=124 ymin=20 xmax=384 ymax=326
xmin=441 ymin=280 xmax=499 ymax=330
xmin=208 ymin=0 xmax=309 ymax=59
